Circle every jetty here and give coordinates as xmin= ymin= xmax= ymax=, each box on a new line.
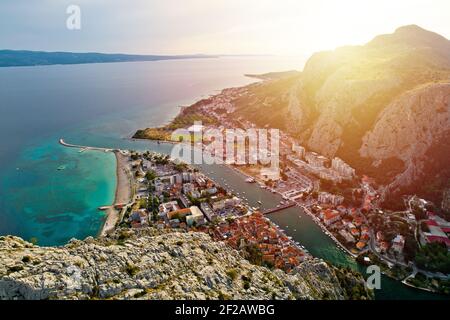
xmin=59 ymin=138 xmax=115 ymax=152
xmin=262 ymin=202 xmax=296 ymax=215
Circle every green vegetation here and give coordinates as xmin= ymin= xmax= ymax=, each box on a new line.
xmin=226 ymin=268 xmax=238 ymax=281
xmin=415 ymin=242 xmax=450 ymax=273
xmin=241 ymin=274 xmax=252 ymax=290
xmin=124 ymin=263 xmax=140 ymax=277
xmin=139 ymin=198 xmax=148 ymax=209
xmin=334 ymin=267 xmax=373 ymax=300
xmin=174 ymin=162 xmax=188 ymax=172
xmin=145 ymin=170 xmax=156 ymax=181
xmin=241 ymin=243 xmax=263 ymax=266
xmin=133 ymin=109 xmax=218 ymax=141
xmin=8 ymin=265 xmax=24 ymax=273
xmin=405 ymin=272 xmax=450 ymax=294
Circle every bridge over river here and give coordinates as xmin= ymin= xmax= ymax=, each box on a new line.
xmin=262 ymin=202 xmax=296 ymax=215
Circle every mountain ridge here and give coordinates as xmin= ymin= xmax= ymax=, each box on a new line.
xmin=229 ymin=25 xmax=450 ymax=210
xmin=0 ymin=228 xmax=371 ymax=300
xmin=0 ymin=50 xmax=217 ymax=67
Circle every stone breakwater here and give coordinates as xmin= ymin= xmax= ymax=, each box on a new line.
xmin=0 ymin=228 xmax=372 ymax=300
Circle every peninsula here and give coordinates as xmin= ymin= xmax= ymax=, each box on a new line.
xmin=0 ymin=50 xmax=217 ymax=68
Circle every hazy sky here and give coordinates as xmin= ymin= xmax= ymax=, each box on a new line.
xmin=1 ymin=0 xmax=449 ymax=56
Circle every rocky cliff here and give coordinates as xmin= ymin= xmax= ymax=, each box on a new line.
xmin=232 ymin=25 xmax=450 ymax=208
xmin=0 ymin=228 xmax=371 ymax=300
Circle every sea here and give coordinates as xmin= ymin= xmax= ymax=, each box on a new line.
xmin=0 ymin=56 xmax=447 ymax=300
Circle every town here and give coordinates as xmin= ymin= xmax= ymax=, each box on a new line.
xmin=147 ymin=85 xmax=450 ymax=294
xmin=117 ymin=150 xmax=310 ymax=273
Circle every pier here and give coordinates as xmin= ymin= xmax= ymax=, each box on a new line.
xmin=59 ymin=138 xmax=115 ymax=152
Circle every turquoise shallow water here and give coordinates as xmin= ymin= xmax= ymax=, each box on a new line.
xmin=1 ymin=140 xmax=116 ymax=245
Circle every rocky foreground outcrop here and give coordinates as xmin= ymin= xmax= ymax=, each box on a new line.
xmin=0 ymin=228 xmax=371 ymax=300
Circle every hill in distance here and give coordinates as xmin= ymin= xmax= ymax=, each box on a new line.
xmin=0 ymin=50 xmax=217 ymax=67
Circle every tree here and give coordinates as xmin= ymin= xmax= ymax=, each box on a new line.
xmin=145 ymin=170 xmax=156 ymax=181
xmin=415 ymin=242 xmax=450 ymax=273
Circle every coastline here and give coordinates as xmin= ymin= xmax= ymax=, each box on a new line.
xmin=132 ymin=137 xmax=356 ymax=257
xmin=59 ymin=139 xmax=133 ymax=237
xmin=100 ymin=151 xmax=132 ymax=237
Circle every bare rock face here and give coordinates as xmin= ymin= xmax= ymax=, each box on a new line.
xmin=360 ymin=83 xmax=450 ymax=195
xmin=443 ymin=189 xmax=450 ymax=214
xmin=233 ymin=25 xmax=450 ymax=205
xmin=0 ymin=228 xmax=371 ymax=300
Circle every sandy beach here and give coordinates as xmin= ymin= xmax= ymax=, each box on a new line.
xmin=100 ymin=151 xmax=132 ymax=236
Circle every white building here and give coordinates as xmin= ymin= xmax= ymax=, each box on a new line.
xmin=159 ymin=201 xmax=180 ymax=214
xmin=182 ymin=183 xmax=195 ymax=195
xmin=318 ymin=192 xmax=344 ymax=206
xmin=212 ymin=199 xmax=226 ymax=211
xmin=391 ymin=235 xmax=405 ymax=254
xmin=182 ymin=172 xmax=193 ymax=183
xmin=305 ymin=152 xmax=329 ymax=168
xmin=186 ymin=206 xmax=205 ymax=226
xmin=292 ymin=144 xmax=305 ymax=159
xmin=200 ymin=202 xmax=216 ymax=222
xmin=331 ymin=157 xmax=355 ymax=179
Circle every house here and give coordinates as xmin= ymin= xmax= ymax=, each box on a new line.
xmin=212 ymin=199 xmax=226 ymax=211
xmin=339 ymin=230 xmax=355 ymax=243
xmin=376 ymin=231 xmax=384 ymax=242
xmin=182 ymin=183 xmax=194 ymax=195
xmin=167 ymin=208 xmax=192 ymax=220
xmin=350 ymin=228 xmax=360 ymax=237
xmin=200 ymin=202 xmax=216 ymax=222
xmin=361 ymin=226 xmax=370 ymax=236
xmin=186 ymin=206 xmax=205 ymax=227
xmin=323 ymin=210 xmax=340 ymax=226
xmin=318 ymin=192 xmax=344 ymax=206
xmin=391 ymin=235 xmax=405 ymax=254
xmin=169 ymin=219 xmax=180 ymax=228
xmin=190 ymin=190 xmax=201 ymax=199
xmin=356 ymin=241 xmax=366 ymax=250
xmin=159 ymin=201 xmax=179 ymax=214
xmin=180 ymin=194 xmax=192 ymax=208
xmin=379 ymin=241 xmax=390 ymax=253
